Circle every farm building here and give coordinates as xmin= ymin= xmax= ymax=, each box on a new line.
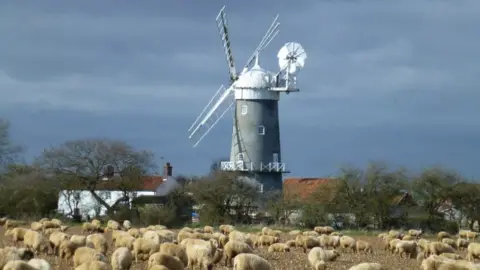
xmin=57 ymin=162 xmax=180 ymax=219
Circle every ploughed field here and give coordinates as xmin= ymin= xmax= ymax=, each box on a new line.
xmin=0 ymin=225 xmax=429 ymax=270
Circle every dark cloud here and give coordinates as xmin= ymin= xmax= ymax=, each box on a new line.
xmin=0 ymin=0 xmax=479 ymax=177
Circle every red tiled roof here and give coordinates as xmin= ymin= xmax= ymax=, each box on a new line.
xmin=142 ymin=176 xmax=164 ymax=191
xmin=283 ymin=178 xmax=338 ymax=201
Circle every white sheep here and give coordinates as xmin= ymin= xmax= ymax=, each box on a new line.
xmin=267 ymin=243 xmax=290 ymax=253
xmin=348 ymin=262 xmax=386 ymax=270
xmin=111 ymin=247 xmax=132 ymax=270
xmin=224 ymin=240 xmax=254 ymax=267
xmin=75 ymin=260 xmax=110 ymax=270
xmin=114 ymin=235 xmax=136 ymax=250
xmin=30 ymin=222 xmax=43 ymax=232
xmin=27 ymin=258 xmax=51 ymax=270
xmin=6 ymin=228 xmax=28 ymax=244
xmin=159 ymin=242 xmax=188 ymax=266
xmin=3 ymin=260 xmax=37 ymax=270
xmin=48 ymin=231 xmax=69 ymax=255
xmin=0 ymin=247 xmax=35 ymax=268
xmin=122 ymin=220 xmax=131 ymax=230
xmin=429 ymin=242 xmax=455 ymax=256
xmin=355 ymin=240 xmax=373 ymax=254
xmin=395 ymin=240 xmax=417 ymax=258
xmin=467 ymin=242 xmax=480 ymax=261
xmin=340 ymin=235 xmax=356 ymax=251
xmin=148 ymin=252 xmax=184 ymax=270
xmin=307 ymin=247 xmax=327 ymax=270
xmin=309 ymin=247 xmax=340 ymax=262
xmin=457 ymin=238 xmax=470 ymax=251
xmin=233 ymin=253 xmax=273 ymax=270
xmin=59 ymin=240 xmax=82 ymax=260
xmin=23 ymin=230 xmax=49 ymax=254
xmin=86 ymin=233 xmax=108 ymax=254
xmin=185 ymin=242 xmax=222 ymax=269
xmin=73 ymin=246 xmax=107 ymax=267
xmin=133 ymin=238 xmax=159 ymax=262
xmin=70 ymin=235 xmax=87 ymax=247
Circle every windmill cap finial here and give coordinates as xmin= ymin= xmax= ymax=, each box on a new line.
xmin=253 ymin=52 xmax=260 ymax=68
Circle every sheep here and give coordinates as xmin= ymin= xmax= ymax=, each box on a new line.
xmin=289 ymin=230 xmax=302 ymax=236
xmin=457 ymin=238 xmax=470 ymax=251
xmin=233 ymin=253 xmax=273 ymax=270
xmin=3 ymin=260 xmax=37 ymax=270
xmin=224 ymin=240 xmax=254 ymax=267
xmin=81 ymin=222 xmax=99 ymax=234
xmin=86 ymin=233 xmax=108 ymax=254
xmin=418 ymin=238 xmax=431 ymax=254
xmin=437 ymin=231 xmax=451 ymax=241
xmin=204 ymin=226 xmax=214 ymax=234
xmin=122 ymin=220 xmax=131 ymax=230
xmin=28 ymin=258 xmax=51 ymax=270
xmin=314 ymin=226 xmax=334 ymax=235
xmin=177 ymin=230 xmax=193 ymax=244
xmin=421 ymin=255 xmax=471 ymax=270
xmin=439 ymin=252 xmax=462 ymax=260
xmin=377 ymin=233 xmax=387 ymax=239
xmin=114 ymin=234 xmax=136 ymax=250
xmin=355 ymin=240 xmax=373 ymax=254
xmin=41 ymin=220 xmax=60 ymax=231
xmin=75 ymin=260 xmax=110 ymax=270
xmin=219 ymin=224 xmax=235 ymax=235
xmin=60 ymin=225 xmax=69 ymax=232
xmin=218 ymin=235 xmax=229 ymax=248
xmin=133 ymin=238 xmax=160 ymax=262
xmin=6 ymin=227 xmax=28 ymax=244
xmin=467 ymin=242 xmax=480 ymax=261
xmin=307 ymin=248 xmax=327 ymax=270
xmin=295 ymin=235 xmax=320 ymax=253
xmin=148 ymin=252 xmax=184 ymax=270
xmin=111 ymin=247 xmax=132 ymax=270
xmin=285 ymin=240 xmax=296 ymax=248
xmin=459 ymin=229 xmax=469 ymax=238
xmin=147 ymin=225 xmax=167 ymax=231
xmin=340 ymin=235 xmax=356 ymax=252
xmin=429 ymin=242 xmax=455 ymax=256
xmin=127 ymin=228 xmax=140 ymax=238
xmin=106 ymin=220 xmax=121 ymax=231
xmin=5 ymin=219 xmax=26 ymax=229
xmin=408 ymin=229 xmax=423 ymax=238
xmin=268 ymin=243 xmax=290 ymax=253
xmin=30 ymin=222 xmax=43 ymax=231
xmin=388 ymin=230 xmax=402 ymax=239
xmin=0 ymin=247 xmax=34 ymax=269
xmin=23 ymin=230 xmax=49 ymax=254
xmin=185 ymin=242 xmax=223 ymax=269
xmin=303 ymin=231 xmax=320 ymax=237
xmin=59 ymin=240 xmax=82 ymax=260
xmin=256 ymin=235 xmax=279 ymax=247
xmin=48 ymin=231 xmax=69 ymax=255
xmin=387 ymin=238 xmax=401 ymax=253
xmin=395 ymin=240 xmax=417 ymax=258
xmin=402 ymin=235 xmax=414 ymax=240
xmin=441 ymin=238 xmax=457 ymax=249
xmin=309 ymin=247 xmax=340 ymax=262
xmin=159 ymin=242 xmax=188 ymax=266
xmin=70 ymin=235 xmax=87 ymax=247
xmin=348 ymin=262 xmax=386 ymax=270
xmin=73 ymin=246 xmax=108 ymax=267
xmin=157 ymin=230 xmax=177 ymax=243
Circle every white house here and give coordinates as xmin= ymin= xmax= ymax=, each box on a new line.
xmin=57 ymin=162 xmax=180 ymax=219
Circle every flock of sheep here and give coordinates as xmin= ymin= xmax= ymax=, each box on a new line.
xmin=0 ymin=216 xmax=480 ymax=269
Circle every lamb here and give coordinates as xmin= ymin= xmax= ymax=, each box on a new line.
xmin=429 ymin=242 xmax=455 ymax=256
xmin=233 ymin=253 xmax=274 ymax=270
xmin=224 ymin=240 xmax=254 ymax=267
xmin=256 ymin=235 xmax=279 ymax=247
xmin=295 ymin=235 xmax=320 ymax=253
xmin=437 ymin=231 xmax=451 ymax=241
xmin=467 ymin=242 xmax=480 ymax=261
xmin=159 ymin=242 xmax=188 ymax=266
xmin=133 ymin=238 xmax=160 ymax=262
xmin=122 ymin=220 xmax=131 ymax=230
xmin=355 ymin=240 xmax=373 ymax=254
xmin=73 ymin=246 xmax=108 ymax=267
xmin=75 ymin=260 xmax=110 ymax=270
xmin=268 ymin=243 xmax=290 ymax=253
xmin=457 ymin=238 xmax=470 ymax=251
xmin=48 ymin=231 xmax=69 ymax=255
xmin=348 ymin=262 xmax=385 ymax=270
xmin=185 ymin=242 xmax=223 ymax=269
xmin=111 ymin=247 xmax=132 ymax=270
xmin=86 ymin=233 xmax=108 ymax=254
xmin=340 ymin=235 xmax=357 ymax=252
xmin=23 ymin=230 xmax=49 ymax=254
xmin=28 ymin=258 xmax=51 ymax=270
xmin=307 ymin=247 xmax=327 ymax=270
xmin=439 ymin=252 xmax=462 ymax=260
xmin=395 ymin=240 xmax=417 ymax=258
xmin=148 ymin=253 xmax=184 ymax=270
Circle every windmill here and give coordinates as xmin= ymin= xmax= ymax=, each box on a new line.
xmin=188 ymin=5 xmax=307 ymax=193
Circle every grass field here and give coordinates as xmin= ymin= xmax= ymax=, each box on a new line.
xmin=0 ymin=225 xmax=429 ymax=269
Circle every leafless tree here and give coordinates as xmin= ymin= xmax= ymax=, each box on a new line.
xmin=0 ymin=118 xmax=23 ymax=172
xmin=36 ymin=138 xmax=156 ymax=216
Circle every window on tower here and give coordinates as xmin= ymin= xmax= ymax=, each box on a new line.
xmin=237 ymin=153 xmax=244 ymax=161
xmin=257 ymin=125 xmax=265 ymax=135
xmin=241 ymin=104 xmax=248 ymax=115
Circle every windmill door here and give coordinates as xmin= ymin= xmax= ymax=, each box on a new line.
xmin=273 ymin=153 xmax=279 ymax=163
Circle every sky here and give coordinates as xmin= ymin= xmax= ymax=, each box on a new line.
xmin=0 ymin=0 xmax=479 ymax=179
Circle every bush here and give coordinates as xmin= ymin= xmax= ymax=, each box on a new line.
xmin=138 ymin=204 xmax=177 ymax=227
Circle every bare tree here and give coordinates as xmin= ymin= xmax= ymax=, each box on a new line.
xmin=36 ymin=139 xmax=156 ymax=216
xmin=0 ymin=119 xmax=23 ymax=172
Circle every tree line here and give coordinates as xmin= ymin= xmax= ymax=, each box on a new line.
xmin=0 ymin=118 xmax=479 ymax=233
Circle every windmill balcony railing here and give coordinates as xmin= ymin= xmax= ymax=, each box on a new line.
xmin=220 ymin=161 xmax=286 ymax=172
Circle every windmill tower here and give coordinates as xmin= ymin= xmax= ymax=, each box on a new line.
xmin=188 ymin=6 xmax=307 ymax=193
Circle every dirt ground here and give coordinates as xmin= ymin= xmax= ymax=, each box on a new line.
xmin=0 ymin=226 xmax=426 ymax=270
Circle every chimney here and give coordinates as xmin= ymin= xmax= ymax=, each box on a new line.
xmin=163 ymin=162 xmax=173 ymax=181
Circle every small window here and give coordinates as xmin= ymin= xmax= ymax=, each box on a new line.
xmin=257 ymin=184 xmax=264 ymax=193
xmin=241 ymin=104 xmax=248 ymax=115
xmin=257 ymin=125 xmax=265 ymax=135
xmin=273 ymin=153 xmax=279 ymax=163
xmin=237 ymin=153 xmax=244 ymax=161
